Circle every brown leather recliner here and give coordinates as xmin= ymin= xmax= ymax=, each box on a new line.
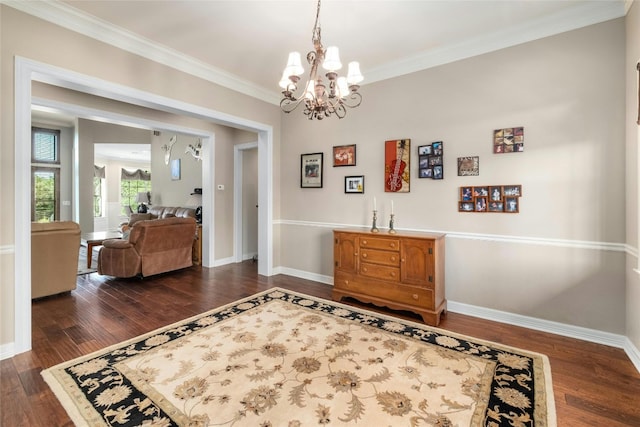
xmin=98 ymin=217 xmax=196 ymax=278
xmin=31 ymin=221 xmax=81 ymax=299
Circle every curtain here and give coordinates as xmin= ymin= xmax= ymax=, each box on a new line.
xmin=121 ymin=168 xmax=151 ymax=181
xmin=94 ymin=165 xmax=106 ymax=179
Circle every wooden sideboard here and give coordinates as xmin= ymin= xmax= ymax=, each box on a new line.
xmin=332 ymin=229 xmax=446 ymax=326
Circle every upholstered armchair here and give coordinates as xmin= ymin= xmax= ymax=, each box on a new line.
xmin=31 ymin=221 xmax=81 ymax=299
xmin=98 ymin=217 xmax=196 ymax=278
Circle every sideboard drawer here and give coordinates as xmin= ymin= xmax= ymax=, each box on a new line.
xmin=359 ymin=237 xmax=400 ymax=251
xmin=360 ymin=262 xmax=400 ymax=282
xmin=360 ymin=249 xmax=400 ymax=266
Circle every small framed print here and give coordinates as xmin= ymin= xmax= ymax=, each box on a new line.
xmin=333 ymin=144 xmax=356 ymax=167
xmin=475 ymin=196 xmax=488 ymax=212
xmin=489 ymin=186 xmax=502 ymax=201
xmin=503 ymin=185 xmax=522 ymax=197
xmin=301 ymin=152 xmax=323 ymax=188
xmin=505 ymin=197 xmax=519 ymax=213
xmin=344 ymin=175 xmax=364 ymax=194
xmin=489 ymin=201 xmax=504 ymax=212
xmin=461 ymin=186 xmax=473 ymax=201
xmin=473 ymin=186 xmax=488 ymax=197
xmin=433 ymin=165 xmax=443 ymax=180
xmin=418 ymin=145 xmax=432 ymax=156
xmin=459 ymin=201 xmax=474 ymax=212
xmin=457 ymin=156 xmax=479 ymax=176
xmin=171 ymin=158 xmax=181 ymax=181
xmin=419 ymin=168 xmax=432 ymax=178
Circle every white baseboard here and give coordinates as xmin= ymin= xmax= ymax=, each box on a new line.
xmin=274 ymin=266 xmax=333 ymax=285
xmin=624 ymin=337 xmax=640 ymax=373
xmin=243 ymin=252 xmax=258 ymax=261
xmin=448 ymin=301 xmax=640 ymax=373
xmin=276 ymin=268 xmax=640 ymax=373
xmin=213 ymin=256 xmax=235 ymax=267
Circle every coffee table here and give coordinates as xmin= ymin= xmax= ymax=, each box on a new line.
xmin=81 ymin=231 xmax=122 ymax=269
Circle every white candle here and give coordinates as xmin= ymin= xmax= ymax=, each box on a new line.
xmin=373 ymin=197 xmax=377 ymax=211
xmin=391 ymin=200 xmax=394 ymax=214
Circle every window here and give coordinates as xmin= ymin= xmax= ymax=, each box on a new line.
xmin=31 ymin=127 xmax=61 ymax=222
xmin=120 ymin=168 xmax=151 ymax=214
xmin=32 ymin=127 xmax=59 ymax=163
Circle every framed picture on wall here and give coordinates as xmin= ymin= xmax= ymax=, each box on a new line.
xmin=171 ymin=158 xmax=181 ymax=181
xmin=385 ymin=139 xmax=410 ymax=192
xmin=301 ymin=152 xmax=323 ymax=188
xmin=344 ymin=175 xmax=364 ymax=193
xmin=333 ymin=144 xmax=356 ymax=167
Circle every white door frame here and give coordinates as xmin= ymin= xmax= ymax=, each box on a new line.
xmin=14 ymin=57 xmax=274 ymax=355
xmin=234 ymin=141 xmax=258 ymax=262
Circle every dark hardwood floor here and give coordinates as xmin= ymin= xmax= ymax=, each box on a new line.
xmin=2 ymin=261 xmax=639 ymax=426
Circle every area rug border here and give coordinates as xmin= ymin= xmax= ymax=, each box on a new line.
xmin=42 ymin=286 xmax=556 ymax=426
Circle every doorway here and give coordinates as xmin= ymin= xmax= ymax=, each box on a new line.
xmin=13 ymin=57 xmax=274 ymax=356
xmin=234 ymin=142 xmax=258 ymax=263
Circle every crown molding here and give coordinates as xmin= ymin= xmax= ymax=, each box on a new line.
xmin=3 ymin=0 xmax=282 ymax=106
xmin=365 ymin=0 xmax=627 ymax=85
xmin=3 ymin=0 xmax=628 ymax=103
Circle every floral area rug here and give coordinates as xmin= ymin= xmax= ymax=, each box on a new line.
xmin=42 ymin=288 xmax=556 ymax=426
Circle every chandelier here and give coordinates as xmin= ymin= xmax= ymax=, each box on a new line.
xmin=279 ymin=0 xmax=363 ymax=120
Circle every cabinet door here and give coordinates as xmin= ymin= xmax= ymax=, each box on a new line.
xmin=400 ymin=238 xmax=434 ymax=286
xmin=334 ymin=233 xmax=358 ymax=273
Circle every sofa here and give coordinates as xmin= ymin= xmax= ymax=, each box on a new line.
xmin=124 ymin=205 xmax=196 ymax=228
xmin=31 ymin=221 xmax=81 ymax=299
xmin=98 ymin=216 xmax=197 ymax=278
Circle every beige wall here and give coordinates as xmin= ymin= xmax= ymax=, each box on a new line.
xmin=626 ymin=2 xmax=640 ymax=354
xmin=0 ymin=6 xmax=281 ymax=349
xmin=150 ymin=131 xmax=202 ymax=207
xmin=279 ymin=18 xmax=628 ymax=333
xmin=1 ymin=3 xmax=637 ymax=362
xmin=77 ymin=119 xmax=153 ymax=232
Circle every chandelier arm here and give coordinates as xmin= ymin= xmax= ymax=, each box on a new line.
xmin=280 ymin=96 xmax=307 ymax=114
xmin=342 ymin=92 xmax=362 ymax=109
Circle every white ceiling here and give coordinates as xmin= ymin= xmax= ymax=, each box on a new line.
xmin=14 ymin=0 xmax=630 ymax=105
xmin=18 ymin=0 xmax=630 ymax=160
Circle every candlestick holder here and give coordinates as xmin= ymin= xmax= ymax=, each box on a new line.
xmin=388 ymin=214 xmax=397 ymax=234
xmin=370 ymin=210 xmax=379 ymax=233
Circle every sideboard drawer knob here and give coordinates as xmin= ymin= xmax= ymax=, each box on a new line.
xmin=362 ymin=253 xmax=368 ymax=258
xmin=344 ymin=280 xmax=349 ymax=285
xmin=412 ymin=294 xmax=418 ymax=300
xmin=363 ymin=267 xmax=368 ymax=272
xmin=390 ymin=256 xmax=396 ymax=261
xmin=362 ymin=240 xmax=368 ymax=245
xmin=390 ymin=272 xmax=396 ymax=277
xmin=390 ymin=243 xmax=396 ymax=248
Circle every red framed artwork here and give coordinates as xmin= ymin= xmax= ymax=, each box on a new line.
xmin=384 ymin=139 xmax=410 ymax=193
